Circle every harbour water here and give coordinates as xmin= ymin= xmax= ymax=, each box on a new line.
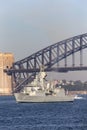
xmin=0 ymin=95 xmax=87 ymax=130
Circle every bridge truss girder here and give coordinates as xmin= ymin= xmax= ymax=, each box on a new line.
xmin=6 ymin=33 xmax=87 ymax=92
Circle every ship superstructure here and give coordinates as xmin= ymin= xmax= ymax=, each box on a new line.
xmin=14 ymin=67 xmax=75 ymax=103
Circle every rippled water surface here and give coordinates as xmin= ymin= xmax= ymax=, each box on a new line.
xmin=0 ymin=95 xmax=87 ymax=130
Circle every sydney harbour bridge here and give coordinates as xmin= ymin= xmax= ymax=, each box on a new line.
xmin=5 ymin=33 xmax=87 ymax=92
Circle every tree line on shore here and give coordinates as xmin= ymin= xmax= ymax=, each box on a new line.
xmin=57 ymin=80 xmax=87 ymax=91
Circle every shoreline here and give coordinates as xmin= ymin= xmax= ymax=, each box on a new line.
xmin=68 ymin=90 xmax=87 ymax=95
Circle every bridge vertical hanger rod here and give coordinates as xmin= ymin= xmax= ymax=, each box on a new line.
xmin=34 ymin=55 xmax=36 ymax=69
xmin=49 ymin=47 xmax=51 ymax=67
xmin=42 ymin=50 xmax=44 ymax=65
xmin=12 ymin=72 xmax=15 ymax=92
xmin=57 ymin=44 xmax=59 ymax=67
xmin=65 ymin=42 xmax=67 ymax=67
xmin=26 ymin=61 xmax=29 ymax=77
xmin=80 ymin=49 xmax=82 ymax=67
xmin=80 ymin=36 xmax=83 ymax=67
xmin=72 ymin=39 xmax=75 ymax=67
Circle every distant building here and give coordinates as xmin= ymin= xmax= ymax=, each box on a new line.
xmin=0 ymin=53 xmax=14 ymax=95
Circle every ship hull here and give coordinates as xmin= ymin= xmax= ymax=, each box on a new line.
xmin=14 ymin=93 xmax=75 ymax=103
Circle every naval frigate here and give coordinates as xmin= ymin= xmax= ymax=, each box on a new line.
xmin=14 ymin=67 xmax=75 ymax=103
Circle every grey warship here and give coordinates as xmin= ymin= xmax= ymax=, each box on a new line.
xmin=14 ymin=68 xmax=75 ymax=103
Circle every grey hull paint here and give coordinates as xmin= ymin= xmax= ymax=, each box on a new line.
xmin=14 ymin=93 xmax=75 ymax=103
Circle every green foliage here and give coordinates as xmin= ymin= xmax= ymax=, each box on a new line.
xmin=61 ymin=80 xmax=87 ymax=91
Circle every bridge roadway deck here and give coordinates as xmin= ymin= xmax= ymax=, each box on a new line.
xmin=4 ymin=66 xmax=87 ymax=74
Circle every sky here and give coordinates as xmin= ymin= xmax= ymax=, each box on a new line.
xmin=0 ymin=0 xmax=87 ymax=81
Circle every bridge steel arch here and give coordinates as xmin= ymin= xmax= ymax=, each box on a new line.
xmin=6 ymin=33 xmax=87 ymax=92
